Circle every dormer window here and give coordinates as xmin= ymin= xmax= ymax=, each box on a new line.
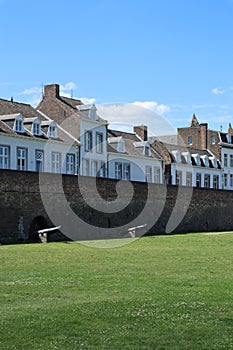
xmin=210 ymin=156 xmax=217 ymax=168
xmin=145 ymin=146 xmax=150 ymax=156
xmin=117 ymin=139 xmax=125 ymax=153
xmin=193 ymin=154 xmax=201 ymax=166
xmin=47 ymin=122 xmax=58 ymax=138
xmin=133 ymin=141 xmax=151 ymax=156
xmin=182 ymin=152 xmax=192 ymax=164
xmin=172 ymin=150 xmax=181 ymax=163
xmin=201 ymin=155 xmax=209 ymax=167
xmin=32 ymin=119 xmax=42 ymax=136
xmin=89 ymin=105 xmax=98 ymax=121
xmin=14 ymin=115 xmax=24 ymax=133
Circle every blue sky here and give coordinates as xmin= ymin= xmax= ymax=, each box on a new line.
xmin=1 ymin=0 xmax=233 ymax=134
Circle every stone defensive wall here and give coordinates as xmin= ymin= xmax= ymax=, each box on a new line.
xmin=0 ymin=169 xmax=233 ymax=244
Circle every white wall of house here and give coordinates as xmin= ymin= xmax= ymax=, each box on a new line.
xmin=221 ymin=147 xmax=233 ymax=190
xmin=108 ymin=152 xmax=163 ymax=183
xmin=0 ymin=133 xmax=79 ymax=175
xmin=170 ymin=163 xmax=222 ymax=189
xmin=79 ymin=118 xmax=108 ymax=177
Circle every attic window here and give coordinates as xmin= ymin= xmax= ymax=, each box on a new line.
xmin=193 ymin=154 xmax=201 ymax=166
xmin=182 ymin=152 xmax=192 ymax=165
xmin=47 ymin=123 xmax=57 ymax=138
xmin=145 ymin=146 xmax=150 ymax=156
xmin=89 ymin=105 xmax=98 ymax=121
xmin=172 ymin=150 xmax=181 ymax=163
xmin=201 ymin=155 xmax=209 ymax=167
xmin=32 ymin=121 xmax=41 ymax=136
xmin=118 ymin=140 xmax=125 ymax=153
xmin=14 ymin=117 xmax=24 ymax=133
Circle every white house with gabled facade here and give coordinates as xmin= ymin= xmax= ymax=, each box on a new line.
xmin=107 ymin=126 xmax=163 ymax=183
xmin=0 ymin=99 xmax=80 ymax=175
xmin=37 ymin=84 xmax=108 ymax=178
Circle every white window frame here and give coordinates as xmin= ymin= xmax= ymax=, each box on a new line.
xmin=230 ymin=174 xmax=233 ymax=187
xmin=32 ymin=122 xmax=41 ymax=136
xmin=154 ymin=167 xmax=161 ymax=184
xmin=0 ymin=145 xmax=10 ymax=169
xmin=224 ymin=153 xmax=228 ymax=167
xmin=146 ymin=166 xmax=152 ymax=182
xmin=204 ymin=174 xmax=210 ymax=188
xmin=96 ymin=133 xmax=103 ymax=154
xmin=35 ymin=149 xmax=44 ymax=172
xmin=176 ymin=170 xmax=182 ymax=186
xmin=115 ymin=162 xmax=122 ymax=179
xmin=123 ymin=163 xmax=130 ymax=180
xmin=66 ymin=153 xmax=75 ymax=175
xmin=52 ymin=152 xmax=61 ymax=173
xmin=85 ymin=131 xmax=93 ymax=152
xmin=17 ymin=147 xmax=27 ymax=171
xmin=91 ymin=160 xmax=98 ymax=176
xmin=223 ymin=173 xmax=228 ymax=188
xmin=186 ymin=172 xmax=192 ymax=187
xmin=83 ymin=159 xmax=90 ymax=176
xmin=196 ymin=173 xmax=201 ymax=188
xmin=230 ymin=154 xmax=233 ymax=167
xmin=213 ymin=175 xmax=219 ymax=189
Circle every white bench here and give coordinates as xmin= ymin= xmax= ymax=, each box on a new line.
xmin=38 ymin=225 xmax=61 ymax=243
xmin=128 ymin=224 xmax=147 ymax=238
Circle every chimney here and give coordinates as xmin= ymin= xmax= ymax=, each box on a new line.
xmin=134 ymin=125 xmax=148 ymax=141
xmin=44 ymin=84 xmax=60 ymax=98
xmin=200 ymin=123 xmax=208 ymax=149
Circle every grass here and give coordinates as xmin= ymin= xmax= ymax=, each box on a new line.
xmin=1 ymin=233 xmax=233 ymax=350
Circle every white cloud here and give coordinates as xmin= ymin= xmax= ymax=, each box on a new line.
xmin=22 ymin=86 xmax=41 ymax=95
xmin=80 ymin=97 xmax=96 ymax=105
xmin=132 ymin=101 xmax=170 ymax=115
xmin=97 ymin=102 xmax=175 ymax=136
xmin=211 ymin=87 xmax=224 ymax=95
xmin=60 ymin=82 xmax=77 ymax=92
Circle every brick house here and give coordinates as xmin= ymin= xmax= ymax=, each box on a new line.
xmin=178 ymin=114 xmax=233 ymax=190
xmin=37 ymin=84 xmax=108 ymax=178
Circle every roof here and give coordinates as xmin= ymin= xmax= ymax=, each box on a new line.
xmin=108 ymin=129 xmax=161 ymax=159
xmin=0 ymin=98 xmax=77 ymax=144
xmin=151 ymin=140 xmax=221 ymax=169
xmin=37 ymin=86 xmax=107 ymax=140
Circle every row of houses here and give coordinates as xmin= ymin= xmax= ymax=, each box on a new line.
xmin=0 ymin=83 xmax=232 ymax=190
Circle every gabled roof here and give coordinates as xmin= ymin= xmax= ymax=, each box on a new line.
xmin=37 ymin=85 xmax=107 ymax=140
xmin=151 ymin=140 xmax=221 ymax=169
xmin=108 ymin=129 xmax=161 ymax=159
xmin=0 ymin=98 xmax=77 ymax=144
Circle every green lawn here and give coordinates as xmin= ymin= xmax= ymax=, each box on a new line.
xmin=1 ymin=233 xmax=233 ymax=350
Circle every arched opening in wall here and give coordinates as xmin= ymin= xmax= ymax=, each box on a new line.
xmin=29 ymin=216 xmax=48 ymax=242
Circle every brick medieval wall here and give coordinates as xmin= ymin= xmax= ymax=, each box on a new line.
xmin=0 ymin=169 xmax=233 ymax=244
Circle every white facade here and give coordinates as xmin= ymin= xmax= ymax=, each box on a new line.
xmin=0 ymin=113 xmax=79 ymax=175
xmin=107 ymin=136 xmax=163 ymax=183
xmin=221 ymin=146 xmax=233 ymax=190
xmin=169 ymin=150 xmax=222 ymax=189
xmin=78 ymin=106 xmax=108 ymax=178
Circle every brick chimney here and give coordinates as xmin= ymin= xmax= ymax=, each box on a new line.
xmin=134 ymin=125 xmax=148 ymax=141
xmin=44 ymin=84 xmax=60 ymax=99
xmin=200 ymin=123 xmax=208 ymax=149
